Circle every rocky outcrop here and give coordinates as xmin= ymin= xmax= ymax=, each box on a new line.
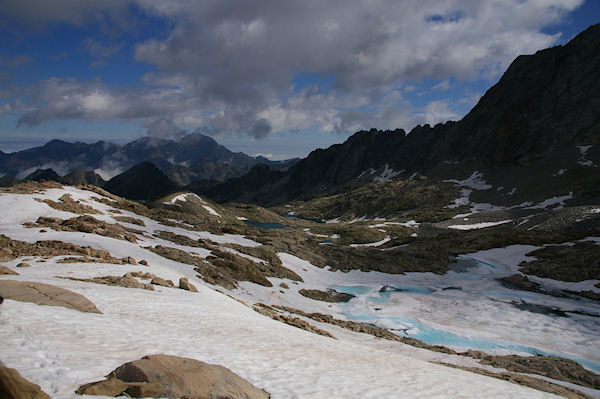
xmin=434 ymin=362 xmax=593 ymax=399
xmin=38 ymin=193 xmax=102 ymax=214
xmin=0 ymin=280 xmax=102 ymax=313
xmin=151 ymin=277 xmax=174 ymax=287
xmin=178 ymin=277 xmax=198 ymax=292
xmin=0 ymin=265 xmax=18 ymax=275
xmin=0 ymin=364 xmax=50 ymax=399
xmin=147 ymin=245 xmax=205 ymax=267
xmin=0 ymin=234 xmax=125 ymax=264
xmin=64 ymin=273 xmax=154 ymax=291
xmin=274 ymin=305 xmax=456 ymax=354
xmin=479 ymin=354 xmax=600 ymax=390
xmin=298 ymin=288 xmax=354 ymax=303
xmin=112 ymin=215 xmax=145 ymax=226
xmin=254 ymin=303 xmax=335 ymax=338
xmin=76 ymin=354 xmax=270 ymax=398
xmin=27 ymin=215 xmax=139 ymax=243
xmin=0 ymin=180 xmax=62 ymax=194
xmin=204 ymin=250 xmax=272 ymax=288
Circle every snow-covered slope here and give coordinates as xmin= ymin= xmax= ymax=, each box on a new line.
xmin=0 ymin=185 xmax=588 ymax=398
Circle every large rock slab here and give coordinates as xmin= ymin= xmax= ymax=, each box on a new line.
xmin=77 ymin=354 xmax=270 ymax=398
xmin=0 ymin=364 xmax=50 ymax=399
xmin=0 ymin=280 xmax=102 ymax=313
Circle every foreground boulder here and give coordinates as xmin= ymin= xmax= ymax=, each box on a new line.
xmin=0 ymin=363 xmax=50 ymax=399
xmin=0 ymin=280 xmax=102 ymax=313
xmin=76 ymin=354 xmax=270 ymax=398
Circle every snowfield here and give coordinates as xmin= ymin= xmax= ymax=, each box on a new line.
xmin=0 ymin=186 xmax=596 ymax=398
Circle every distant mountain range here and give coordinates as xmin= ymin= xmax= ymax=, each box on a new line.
xmin=0 ymin=133 xmax=298 ymax=186
xmin=195 ymin=24 xmax=600 ymax=207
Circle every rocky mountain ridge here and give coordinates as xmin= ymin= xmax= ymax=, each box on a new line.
xmin=0 ymin=133 xmax=298 ymax=186
xmin=196 ymin=24 xmax=600 ymax=207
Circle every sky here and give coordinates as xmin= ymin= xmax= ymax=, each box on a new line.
xmin=0 ymin=0 xmax=598 ymax=160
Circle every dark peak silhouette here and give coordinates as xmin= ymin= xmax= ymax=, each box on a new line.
xmin=104 ymin=162 xmax=177 ymax=201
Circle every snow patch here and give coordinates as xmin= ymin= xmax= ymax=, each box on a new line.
xmin=202 ymin=205 xmax=221 ymax=217
xmin=350 ymin=237 xmax=391 ymax=248
xmin=373 ymin=164 xmax=403 ymax=182
xmin=554 ymin=169 xmax=567 ymax=176
xmin=169 ymin=192 xmax=204 ymax=204
xmin=448 ymin=220 xmax=512 ymax=230
xmin=446 ymin=188 xmax=472 ymax=209
xmin=369 ymin=220 xmax=419 ymax=228
xmin=577 ymin=145 xmax=594 ymax=167
xmin=444 ymin=171 xmax=492 ymax=190
xmin=527 ymin=192 xmax=573 ymax=210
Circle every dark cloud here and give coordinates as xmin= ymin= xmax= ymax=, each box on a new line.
xmin=0 ymin=0 xmax=129 ymax=30
xmin=143 ymin=116 xmax=187 ymax=139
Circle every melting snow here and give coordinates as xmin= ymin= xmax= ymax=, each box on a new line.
xmin=444 ymin=171 xmax=492 ymax=190
xmin=349 ymin=237 xmax=391 ymax=248
xmin=373 ymin=164 xmax=403 ymax=182
xmin=202 ymin=204 xmax=221 ymax=217
xmin=527 ymin=192 xmax=573 ymax=210
xmin=577 ymin=145 xmax=594 ymax=167
xmin=448 ymin=220 xmax=512 ymax=230
xmin=446 ymin=188 xmax=472 ymax=209
xmin=369 ymin=220 xmax=419 ymax=228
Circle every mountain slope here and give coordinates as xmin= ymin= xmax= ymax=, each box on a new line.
xmin=431 ymin=23 xmax=600 ymax=167
xmin=197 ymin=24 xmax=600 ymax=206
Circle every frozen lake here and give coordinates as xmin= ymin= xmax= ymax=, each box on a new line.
xmin=329 ymin=253 xmax=600 ymax=373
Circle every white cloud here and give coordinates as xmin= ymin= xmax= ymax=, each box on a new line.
xmin=1 ymin=0 xmax=585 ymax=138
xmin=180 ymin=115 xmax=203 ymax=128
xmin=433 ymin=80 xmax=452 ymax=91
xmin=420 ymin=100 xmax=461 ymax=125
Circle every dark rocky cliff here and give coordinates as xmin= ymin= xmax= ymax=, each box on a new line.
xmin=197 ymin=24 xmax=600 ymax=206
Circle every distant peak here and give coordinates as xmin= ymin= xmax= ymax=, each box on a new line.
xmin=44 ymin=139 xmax=68 ymax=146
xmin=181 ymin=132 xmax=216 ymax=144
